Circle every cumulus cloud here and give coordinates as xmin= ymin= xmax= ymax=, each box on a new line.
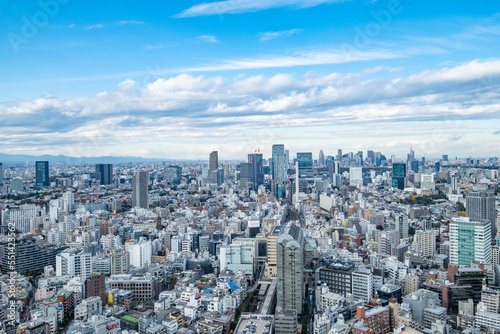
xmin=1 ymin=60 xmax=499 ymax=158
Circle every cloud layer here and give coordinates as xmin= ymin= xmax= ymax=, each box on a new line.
xmin=1 ymin=60 xmax=499 ymax=158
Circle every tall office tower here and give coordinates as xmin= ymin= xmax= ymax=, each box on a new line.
xmin=415 ymin=230 xmax=436 ymax=257
xmin=271 ymin=144 xmax=285 ymax=178
xmin=327 ymin=160 xmax=335 ymax=182
xmin=367 ymin=150 xmax=375 ymax=164
xmin=297 ymin=152 xmax=313 ymax=178
xmin=395 ymin=214 xmax=409 ymax=239
xmin=274 ymin=153 xmax=288 ymax=182
xmin=356 ymin=151 xmax=363 ymax=165
xmin=336 ymin=149 xmax=343 ymax=162
xmin=35 ymin=161 xmax=50 ymax=187
xmin=407 ymin=146 xmax=415 ymax=167
xmin=466 ymin=191 xmax=496 ymax=239
xmin=392 ymin=163 xmax=406 ymax=190
xmin=239 ymin=162 xmax=254 ymax=190
xmin=285 ymin=149 xmax=289 ymax=165
xmin=248 ymin=153 xmax=264 ymax=188
xmin=318 ymin=150 xmax=325 ymax=167
xmin=132 ymin=171 xmax=149 ymax=208
xmin=0 ymin=162 xmax=3 ymax=185
xmin=277 ymin=222 xmax=304 ymax=316
xmin=451 ymin=176 xmax=459 ymax=194
xmin=95 ymin=163 xmax=113 ymax=185
xmin=352 ymin=269 xmax=374 ymax=305
xmin=449 ymin=217 xmax=491 ymax=266
xmin=264 ymin=225 xmax=281 ymax=278
xmin=442 ymin=154 xmax=448 ymax=161
xmin=209 ymin=151 xmax=218 ymax=173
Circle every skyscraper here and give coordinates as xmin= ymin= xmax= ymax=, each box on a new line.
xmin=239 ymin=162 xmax=254 ymax=190
xmin=449 ymin=217 xmax=491 ymax=266
xmin=318 ymin=150 xmax=325 ymax=167
xmin=95 ymin=163 xmax=113 ymax=185
xmin=209 ymin=151 xmax=218 ymax=173
xmin=35 ymin=161 xmax=50 ymax=187
xmin=466 ymin=190 xmax=496 ymax=238
xmin=248 ymin=153 xmax=264 ymax=188
xmin=392 ymin=163 xmax=406 ymax=190
xmin=297 ymin=152 xmax=312 ymax=169
xmin=0 ymin=162 xmax=3 ymax=186
xmin=132 ymin=171 xmax=149 ymax=208
xmin=277 ymin=222 xmax=304 ymax=316
xmin=271 ymin=144 xmax=285 ymax=179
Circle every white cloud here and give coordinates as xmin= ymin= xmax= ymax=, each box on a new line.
xmin=174 ymin=0 xmax=345 ymax=18
xmin=117 ymin=20 xmax=144 ymax=25
xmin=257 ymin=28 xmax=303 ymax=41
xmin=181 ymin=46 xmax=445 ymax=72
xmin=198 ymin=35 xmax=219 ymax=43
xmin=1 ymin=60 xmax=499 ymax=158
xmin=85 ymin=24 xmax=104 ymax=30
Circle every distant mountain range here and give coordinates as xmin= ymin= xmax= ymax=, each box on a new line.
xmin=0 ymin=153 xmax=166 ymax=163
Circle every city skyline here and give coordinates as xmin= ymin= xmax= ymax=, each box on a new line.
xmin=0 ymin=1 xmax=499 ymax=159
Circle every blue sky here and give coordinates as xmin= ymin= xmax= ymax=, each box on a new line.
xmin=0 ymin=0 xmax=499 ymax=160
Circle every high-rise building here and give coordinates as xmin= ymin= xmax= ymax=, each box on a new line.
xmin=86 ymin=273 xmax=106 ymax=307
xmin=352 ymin=269 xmax=373 ymax=305
xmin=239 ymin=162 xmax=254 ymax=190
xmin=442 ymin=154 xmax=449 ymax=161
xmin=336 ymin=149 xmax=343 ymax=162
xmin=317 ymin=261 xmax=356 ymax=297
xmin=395 ymin=214 xmax=409 ymax=239
xmin=248 ymin=153 xmax=264 ymax=188
xmin=132 ymin=171 xmax=149 ymax=208
xmin=271 ymin=144 xmax=284 ymax=176
xmin=466 ymin=190 xmax=496 ymax=238
xmin=110 ymin=252 xmax=130 ymax=275
xmin=449 ymin=217 xmax=491 ymax=266
xmin=56 ymin=249 xmax=92 ymax=280
xmin=35 ymin=161 xmax=50 ymax=187
xmin=0 ymin=239 xmax=61 ymax=274
xmin=126 ymin=239 xmax=152 ymax=268
xmin=164 ymin=166 xmax=182 ymax=183
xmin=95 ymin=164 xmax=113 ymax=185
xmin=349 ymin=166 xmax=363 ymax=187
xmin=0 ymin=162 xmax=3 ymax=185
xmin=392 ymin=163 xmax=406 ymax=190
xmin=271 ymin=144 xmax=287 ymax=182
xmin=277 ymin=222 xmax=303 ymax=316
xmin=415 ymin=230 xmax=435 ymax=257
xmin=297 ymin=152 xmax=313 ymax=169
xmin=318 ymin=150 xmax=325 ymax=167
xmin=219 ymin=238 xmax=258 ymax=276
xmin=209 ymin=151 xmax=218 ymax=173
